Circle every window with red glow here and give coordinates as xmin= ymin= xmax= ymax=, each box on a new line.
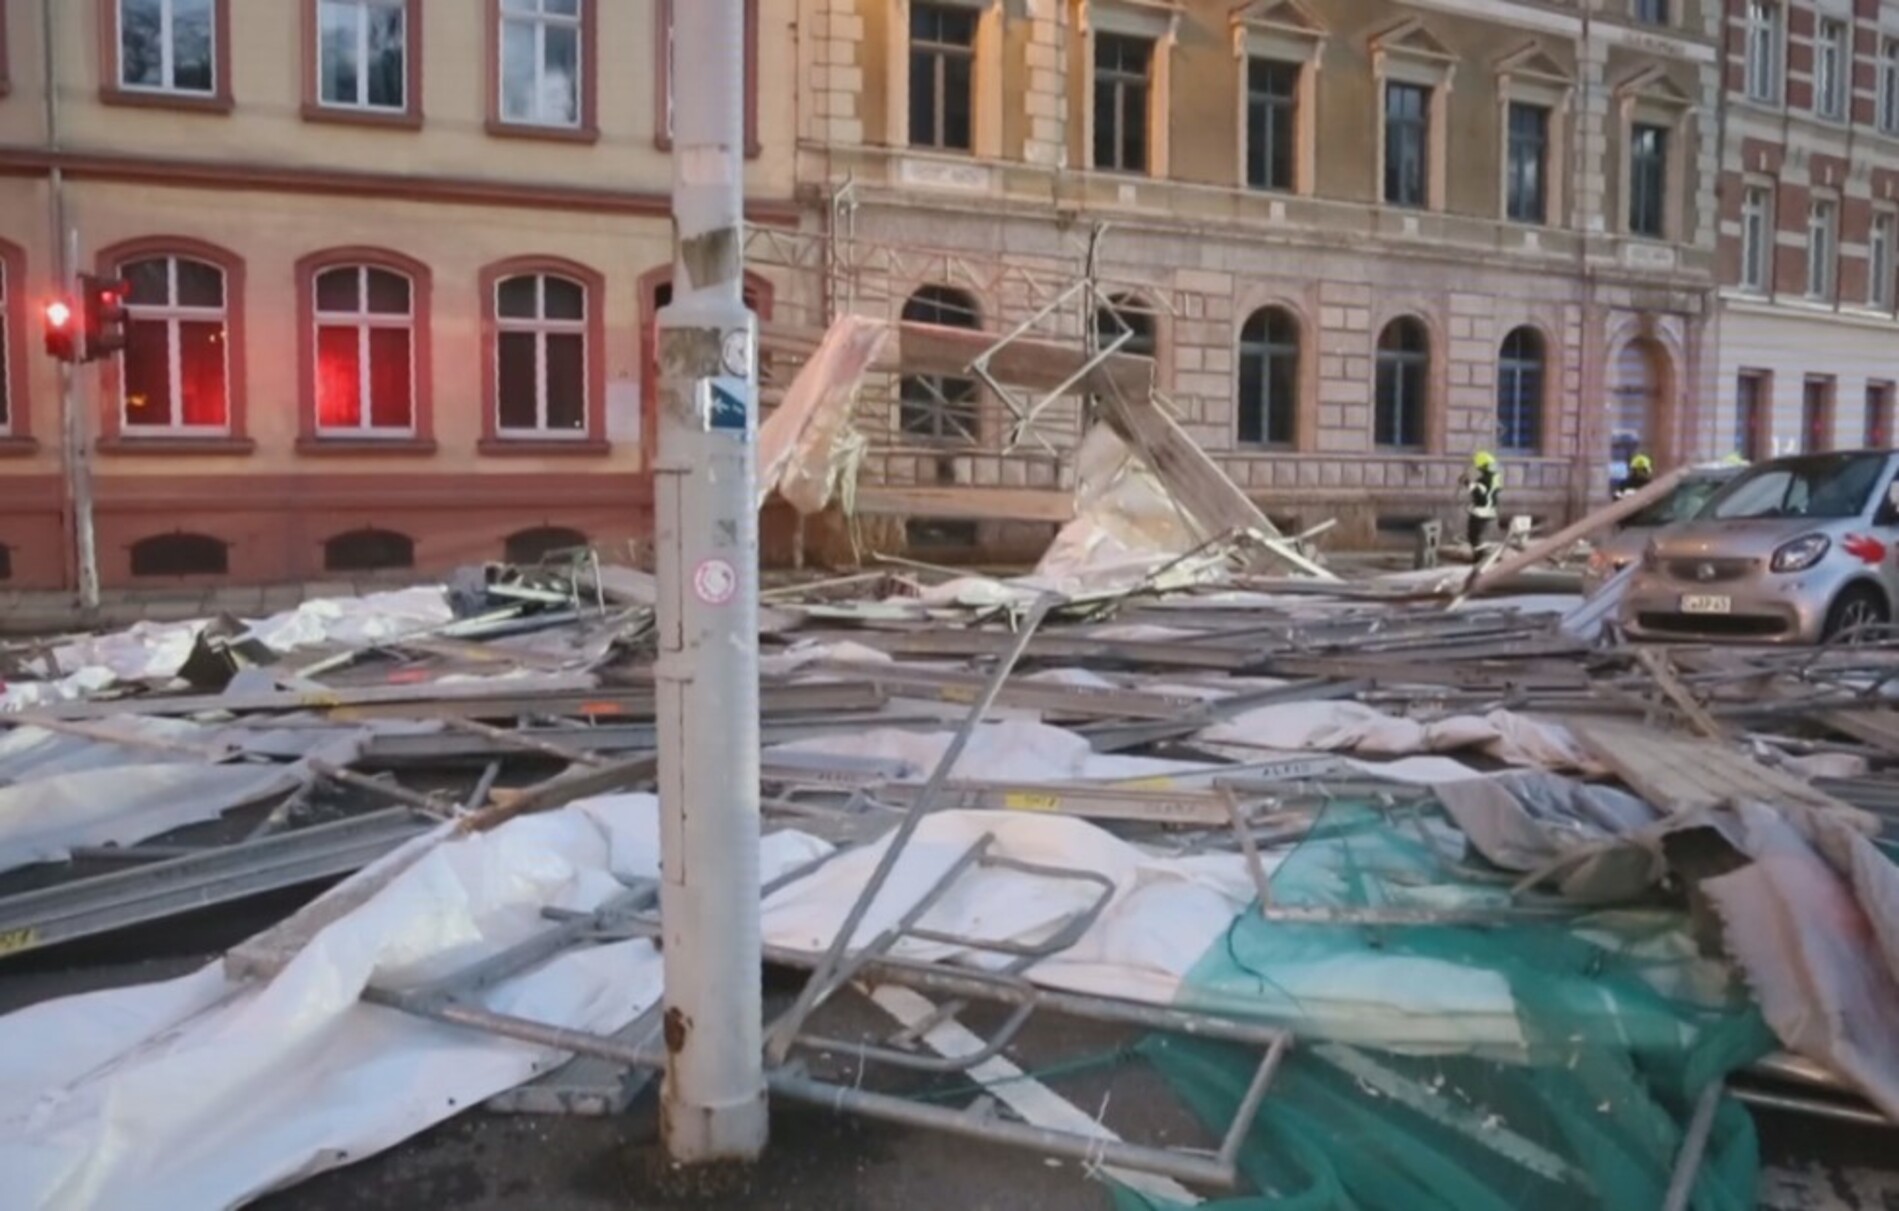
xmin=494 ymin=273 xmax=586 ymax=436
xmin=314 ymin=265 xmax=414 ymax=435
xmin=120 ymin=255 xmax=229 ymax=432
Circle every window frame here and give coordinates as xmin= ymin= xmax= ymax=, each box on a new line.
xmin=1374 ymin=316 xmax=1431 ymax=451
xmin=1244 ymin=58 xmax=1299 ymax=193
xmin=654 ymin=0 xmax=763 ymax=157
xmin=1627 ymin=122 xmax=1669 ymax=239
xmin=908 ymin=2 xmax=977 ymax=152
xmin=310 ymin=264 xmax=418 ymax=440
xmin=1235 ymin=306 xmax=1300 ymax=448
xmin=1740 ymin=183 xmax=1772 ymax=293
xmin=1504 ymin=101 xmax=1549 ymax=225
xmin=0 ymin=241 xmax=23 ymax=443
xmin=295 ymin=248 xmax=433 ymax=453
xmin=897 ymin=284 xmax=984 ymax=445
xmin=1814 ymin=18 xmax=1847 ymax=121
xmin=493 ymin=273 xmax=590 ymax=440
xmin=1881 ymin=39 xmax=1899 ymax=136
xmin=115 ymin=254 xmax=232 ymax=439
xmin=1744 ymin=0 xmax=1782 ymax=104
xmin=1868 ymin=381 xmax=1896 ymax=449
xmin=100 ymin=0 xmax=233 ymax=112
xmin=1806 ymin=197 xmax=1838 ymax=301
xmin=1495 ymin=326 xmax=1546 ymax=455
xmin=1092 ymin=31 xmax=1154 ymax=175
xmin=481 ymin=257 xmax=608 ymax=453
xmin=1871 ymin=211 xmax=1897 ymax=312
xmin=1736 ymin=370 xmax=1771 ymax=462
xmin=1383 ymin=81 xmax=1430 ymax=209
xmin=1802 ymin=375 xmax=1836 ymax=453
xmin=486 ymin=0 xmax=598 ymax=143
xmin=302 ymin=0 xmax=421 ymax=128
xmin=1634 ymin=0 xmax=1669 ymax=28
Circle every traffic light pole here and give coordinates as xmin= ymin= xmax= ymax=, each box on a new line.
xmin=653 ymin=0 xmax=768 ymax=1166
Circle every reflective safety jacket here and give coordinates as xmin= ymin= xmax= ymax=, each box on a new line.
xmin=1466 ymin=467 xmax=1501 ymax=519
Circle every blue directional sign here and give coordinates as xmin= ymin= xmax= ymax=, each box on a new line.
xmin=707 ymin=376 xmax=749 ymax=434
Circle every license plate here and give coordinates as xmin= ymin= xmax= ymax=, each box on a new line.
xmin=1680 ymin=595 xmax=1732 ymax=615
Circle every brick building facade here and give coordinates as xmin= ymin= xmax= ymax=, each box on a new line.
xmin=1710 ymin=0 xmax=1899 ymax=461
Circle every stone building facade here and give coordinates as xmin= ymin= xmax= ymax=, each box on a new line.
xmin=794 ymin=0 xmax=1728 ymax=550
xmin=1709 ymin=0 xmax=1899 ymax=461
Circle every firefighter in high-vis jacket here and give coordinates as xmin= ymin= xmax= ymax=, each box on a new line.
xmin=1461 ymin=450 xmax=1502 ymax=551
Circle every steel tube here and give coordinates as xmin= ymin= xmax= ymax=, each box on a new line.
xmin=1660 ymin=1080 xmax=1722 ymax=1211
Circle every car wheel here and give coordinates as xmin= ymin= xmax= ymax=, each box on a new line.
xmin=1824 ymin=584 xmax=1889 ymax=643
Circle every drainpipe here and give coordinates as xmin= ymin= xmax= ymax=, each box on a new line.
xmin=41 ymin=0 xmax=99 ymax=609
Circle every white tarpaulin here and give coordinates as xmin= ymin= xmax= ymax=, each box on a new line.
xmin=1197 ymin=701 xmax=1603 ymax=775
xmin=769 ymin=719 xmax=1201 ymax=783
xmin=0 ymin=798 xmax=1255 ymax=1210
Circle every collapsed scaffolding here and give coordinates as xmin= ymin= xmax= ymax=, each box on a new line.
xmin=744 ymin=187 xmax=1335 ymax=580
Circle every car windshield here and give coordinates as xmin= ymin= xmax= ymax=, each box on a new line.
xmin=1626 ymin=477 xmax=1730 ymax=527
xmin=1707 ymin=454 xmax=1888 ymax=521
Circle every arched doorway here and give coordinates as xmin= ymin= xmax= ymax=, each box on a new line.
xmin=1608 ymin=337 xmax=1669 ymax=491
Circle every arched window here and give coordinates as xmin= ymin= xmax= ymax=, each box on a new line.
xmin=1374 ymin=317 xmax=1429 ymax=449
xmin=314 ymin=265 xmax=415 ymax=435
xmin=1237 ymin=307 xmax=1299 ymax=446
xmin=121 ymin=255 xmax=230 ymax=433
xmin=505 ymin=525 xmax=589 ymax=564
xmin=323 ymin=527 xmax=415 ymax=572
xmin=131 ymin=532 xmax=228 ymax=577
xmin=495 ymin=273 xmax=589 ymax=437
xmin=1093 ymin=294 xmax=1156 ymax=358
xmin=1611 ymin=338 xmax=1664 ymax=473
xmin=899 ymin=285 xmax=981 ymax=443
xmin=1496 ymin=327 xmax=1545 ymax=453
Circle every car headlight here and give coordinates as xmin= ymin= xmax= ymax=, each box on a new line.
xmin=1770 ymin=534 xmax=1830 ymax=572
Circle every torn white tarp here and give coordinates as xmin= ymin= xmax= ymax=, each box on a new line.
xmin=1697 ymin=801 xmax=1899 ymax=1120
xmin=4 ymin=588 xmax=458 ymax=713
xmin=0 ymin=761 xmax=306 ymax=872
xmin=0 ymin=798 xmax=1254 ymax=1210
xmin=1198 ymin=701 xmax=1604 ymax=775
xmin=769 ymin=719 xmax=1201 ymax=783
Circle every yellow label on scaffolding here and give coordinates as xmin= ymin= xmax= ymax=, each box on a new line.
xmin=1118 ymin=776 xmax=1177 ymax=791
xmin=298 ymin=691 xmax=342 ymax=709
xmin=1004 ymin=792 xmax=1060 ymax=812
xmin=0 ymin=927 xmax=37 ymax=956
xmin=940 ymin=686 xmax=978 ymax=704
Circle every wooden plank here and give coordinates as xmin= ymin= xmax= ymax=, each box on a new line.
xmin=819 ymin=661 xmax=1205 ymax=720
xmin=1819 ymin=710 xmax=1899 ymax=756
xmin=850 ymin=486 xmax=1075 ymax=523
xmin=1566 ymin=716 xmax=1875 ymax=827
xmin=1634 ymin=648 xmax=1727 ymax=741
xmin=756 ymin=315 xmax=890 ymax=512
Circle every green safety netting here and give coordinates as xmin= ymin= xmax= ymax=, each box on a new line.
xmin=1115 ymin=802 xmax=1776 ymax=1211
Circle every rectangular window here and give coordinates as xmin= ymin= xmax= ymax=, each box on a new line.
xmin=1746 ymin=0 xmax=1781 ymax=103
xmin=1505 ymin=102 xmax=1548 ymax=224
xmin=1629 ymin=123 xmax=1668 ymax=238
xmin=1882 ymin=40 xmax=1899 ymax=135
xmin=1815 ymin=19 xmax=1847 ymax=120
xmin=1383 ymin=82 xmax=1429 ymax=208
xmin=314 ymin=266 xmax=414 ymax=435
xmin=318 ymin=0 xmax=406 ymax=111
xmin=1736 ymin=371 xmax=1769 ymax=461
xmin=1245 ymin=59 xmax=1298 ymax=192
xmin=1807 ymin=199 xmax=1837 ymax=299
xmin=121 ymin=256 xmax=229 ymax=433
xmin=1092 ymin=34 xmax=1152 ymax=173
xmin=1803 ymin=376 xmax=1835 ymax=453
xmin=1741 ymin=185 xmax=1772 ymax=292
xmin=118 ymin=0 xmax=215 ymax=95
xmin=909 ymin=3 xmax=975 ymax=151
xmin=496 ymin=274 xmax=589 ymax=436
xmin=1866 ymin=382 xmax=1894 ymax=449
xmin=1873 ymin=213 xmax=1897 ymax=311
xmin=499 ymin=0 xmax=581 ymax=128
xmin=0 ymin=262 xmax=9 ymax=431
xmin=1635 ymin=0 xmax=1669 ymax=26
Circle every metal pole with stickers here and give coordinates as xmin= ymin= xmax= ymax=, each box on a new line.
xmin=652 ymin=0 xmax=768 ymax=1166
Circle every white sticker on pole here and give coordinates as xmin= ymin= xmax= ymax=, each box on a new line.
xmin=691 ymin=557 xmax=738 ymax=606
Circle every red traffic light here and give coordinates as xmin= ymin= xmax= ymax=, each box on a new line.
xmin=43 ymin=296 xmax=80 ymax=363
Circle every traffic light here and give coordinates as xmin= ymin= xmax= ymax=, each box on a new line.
xmin=43 ymin=297 xmax=79 ymax=363
xmin=81 ymin=275 xmax=131 ymax=361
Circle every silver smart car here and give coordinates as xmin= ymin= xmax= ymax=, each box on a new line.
xmin=1619 ymin=450 xmax=1899 ymax=644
